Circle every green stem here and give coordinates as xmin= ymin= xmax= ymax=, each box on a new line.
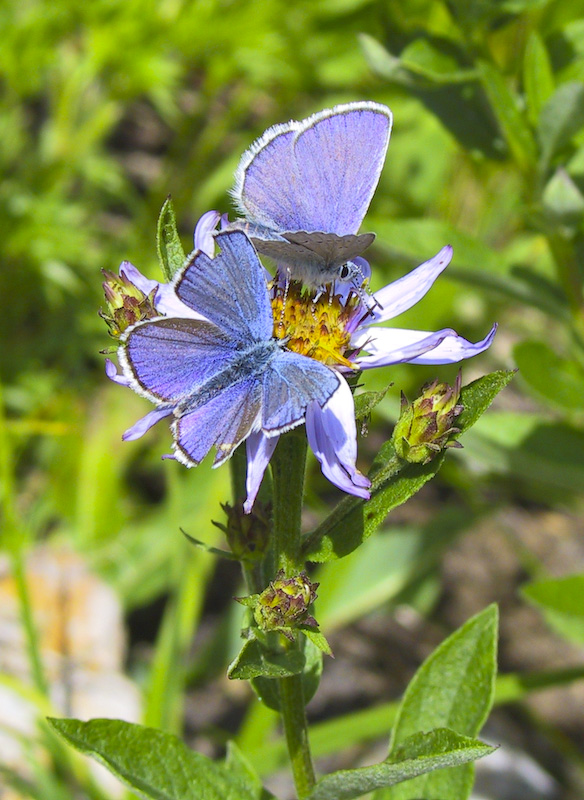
xmin=271 ymin=429 xmax=308 ymax=576
xmin=279 ymin=673 xmax=316 ymax=799
xmin=270 ymin=429 xmax=315 ymax=798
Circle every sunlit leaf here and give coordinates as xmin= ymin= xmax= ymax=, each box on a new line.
xmin=374 ymin=605 xmax=498 ymax=799
xmin=47 ymin=718 xmax=259 ymax=800
xmin=309 ymin=729 xmax=494 ymax=800
xmin=514 ymin=340 xmax=584 ymax=410
xmin=478 ymin=60 xmax=537 ymax=170
xmin=156 ymin=196 xmax=186 ymax=281
xmin=523 ymin=31 xmax=555 ymax=127
xmin=303 ymin=371 xmax=514 ymax=562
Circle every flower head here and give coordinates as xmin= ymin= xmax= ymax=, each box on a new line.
xmin=237 ymin=570 xmax=319 ymax=638
xmin=100 ymin=266 xmax=158 ymax=339
xmin=392 ymin=372 xmax=464 ymax=464
xmin=104 ymin=210 xmax=496 ymax=514
xmin=212 ymin=501 xmax=270 ymax=563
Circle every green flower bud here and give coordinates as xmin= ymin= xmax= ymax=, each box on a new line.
xmin=99 ymin=269 xmax=157 ymax=339
xmin=240 ymin=570 xmax=319 ymax=636
xmin=392 ymin=372 xmax=464 ymax=464
xmin=212 ymin=501 xmax=270 ymax=563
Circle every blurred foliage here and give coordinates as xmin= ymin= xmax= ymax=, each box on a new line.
xmin=2 ymin=0 xmax=584 ymax=797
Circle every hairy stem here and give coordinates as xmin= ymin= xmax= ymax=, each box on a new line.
xmin=271 ymin=429 xmax=308 ymax=576
xmin=271 ymin=429 xmax=315 ymax=797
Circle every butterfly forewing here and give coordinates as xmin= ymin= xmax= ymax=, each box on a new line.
xmin=175 ymin=230 xmax=274 ymax=343
xmin=121 ymin=317 xmax=238 ymax=404
xmin=234 ymin=102 xmax=392 ymax=237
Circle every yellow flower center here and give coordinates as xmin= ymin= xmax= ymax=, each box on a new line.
xmin=271 ymin=282 xmax=359 ymax=368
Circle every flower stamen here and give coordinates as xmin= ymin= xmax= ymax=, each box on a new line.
xmin=271 ymin=282 xmax=358 ymax=368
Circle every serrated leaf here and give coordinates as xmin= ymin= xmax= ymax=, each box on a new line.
xmin=374 ymin=605 xmax=498 ymax=799
xmin=514 ymin=340 xmax=584 ymax=410
xmin=157 ymin=196 xmax=186 ymax=281
xmin=538 ymin=82 xmax=584 ymax=169
xmin=47 ymin=718 xmax=256 ymax=800
xmin=228 ymin=638 xmax=305 ymax=680
xmin=309 ymin=729 xmax=495 ymax=800
xmin=455 ymin=370 xmax=515 ymax=430
xmin=523 ymin=31 xmax=555 ymax=127
xmin=303 ymin=371 xmax=514 ymax=562
xmin=478 ymin=60 xmax=537 ymax=170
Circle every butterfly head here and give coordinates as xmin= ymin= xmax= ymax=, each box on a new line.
xmin=271 ymin=279 xmax=363 ymax=369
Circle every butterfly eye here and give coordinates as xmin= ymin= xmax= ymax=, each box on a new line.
xmin=338 ymin=263 xmax=352 ymax=280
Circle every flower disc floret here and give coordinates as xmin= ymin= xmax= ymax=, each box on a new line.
xmin=271 ymin=282 xmax=359 ymax=368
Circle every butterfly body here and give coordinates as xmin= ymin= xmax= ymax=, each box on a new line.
xmin=174 ymin=333 xmax=280 ymax=416
xmin=229 ymin=101 xmax=392 ymax=288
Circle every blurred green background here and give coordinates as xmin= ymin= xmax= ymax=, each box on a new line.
xmin=2 ymin=0 xmax=584 ymax=797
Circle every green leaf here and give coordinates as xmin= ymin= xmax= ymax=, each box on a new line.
xmin=181 ymin=529 xmax=238 ymax=560
xmin=523 ymin=31 xmax=555 ymax=127
xmin=455 ymin=369 xmax=515 ymax=431
xmin=522 ymin=574 xmax=584 ymax=645
xmin=47 ymin=717 xmax=257 ymax=800
xmin=308 ymin=729 xmax=495 ymax=800
xmin=224 ymin=741 xmax=276 ymax=800
xmin=538 ymin=82 xmax=584 ymax=169
xmin=523 ymin=574 xmax=584 ymax=617
xmin=315 ymin=508 xmax=474 ymax=631
xmin=478 ymin=60 xmax=537 ymax=170
xmin=400 ymin=39 xmax=477 ymax=85
xmin=301 ymin=626 xmax=333 ymax=656
xmin=156 ymin=196 xmax=186 ymax=281
xmin=251 ymin=636 xmax=323 ymax=712
xmin=374 ymin=605 xmax=498 ymax=799
xmin=354 ymin=387 xmax=390 ymax=421
xmin=462 ymin=412 xmax=584 ymax=498
xmin=542 ymin=168 xmax=584 ymax=226
xmin=303 ymin=371 xmax=514 ymax=562
xmin=228 ymin=638 xmax=305 ymax=680
xmin=514 ymin=340 xmax=584 ymax=411
xmin=359 ymin=34 xmax=420 ymax=88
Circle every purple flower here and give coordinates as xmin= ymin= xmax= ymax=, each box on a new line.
xmin=104 ymin=214 xmax=495 ymax=513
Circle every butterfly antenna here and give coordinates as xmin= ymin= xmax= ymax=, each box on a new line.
xmin=351 ymin=262 xmax=383 ymax=314
xmin=278 ymin=269 xmax=291 ymax=334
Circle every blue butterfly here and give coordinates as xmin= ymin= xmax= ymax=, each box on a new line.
xmin=119 ymin=230 xmax=340 ymax=466
xmin=228 ymin=101 xmax=393 ymax=289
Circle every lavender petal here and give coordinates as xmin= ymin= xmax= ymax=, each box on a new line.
xmin=122 ymin=406 xmax=173 ymax=441
xmin=244 ymin=431 xmax=279 ymax=513
xmin=370 ymin=245 xmax=453 ymax=324
xmin=306 ymin=380 xmax=370 ymax=499
xmin=194 ymin=210 xmax=221 ymax=256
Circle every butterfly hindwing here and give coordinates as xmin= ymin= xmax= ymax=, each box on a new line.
xmin=172 ymin=378 xmax=262 ymax=467
xmin=262 ymin=351 xmax=340 ymax=433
